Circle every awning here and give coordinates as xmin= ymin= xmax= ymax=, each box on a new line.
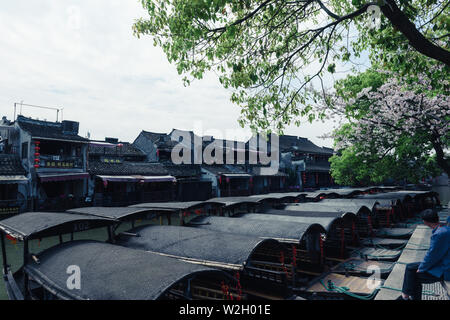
xmin=89 ymin=141 xmax=122 ymax=148
xmin=221 ymin=173 xmax=252 ymax=178
xmin=97 ymin=175 xmax=176 ymax=183
xmin=38 ymin=172 xmax=89 ymax=182
xmin=0 ymin=175 xmax=28 ymax=184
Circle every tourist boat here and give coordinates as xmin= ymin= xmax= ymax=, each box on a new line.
xmin=0 ymin=211 xmax=242 ymax=300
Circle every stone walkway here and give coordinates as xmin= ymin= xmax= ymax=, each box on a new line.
xmin=375 ymin=207 xmax=449 ymax=300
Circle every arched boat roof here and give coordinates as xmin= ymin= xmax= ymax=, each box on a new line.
xmin=316 ymin=198 xmax=395 ymax=209
xmin=262 ymin=208 xmax=357 ymax=221
xmin=235 ymin=213 xmax=343 ymax=234
xmin=187 ymin=215 xmax=326 ymax=244
xmin=394 ymin=190 xmax=439 ymax=198
xmin=67 ymin=207 xmax=157 ymax=221
xmin=0 ymin=211 xmax=114 ymax=241
xmin=129 ymin=201 xmax=207 ymax=211
xmin=283 ymin=203 xmax=373 ymax=217
xmin=204 ymin=196 xmax=262 ymax=207
xmin=116 ymin=225 xmax=283 ymax=269
xmin=301 ymin=191 xmax=340 ymax=199
xmin=24 ymin=240 xmax=230 ymax=300
xmin=355 ymin=192 xmax=414 ymax=203
xmin=249 ymin=193 xmax=303 ymax=201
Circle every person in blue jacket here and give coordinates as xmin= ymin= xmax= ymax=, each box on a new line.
xmin=400 ymin=209 xmax=450 ymax=300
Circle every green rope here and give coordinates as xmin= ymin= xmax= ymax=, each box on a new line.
xmin=341 ymin=262 xmax=392 ymax=273
xmin=351 ymin=248 xmax=400 ymax=260
xmin=374 ymin=242 xmax=407 ymax=251
xmin=319 ymin=279 xmax=378 ymax=300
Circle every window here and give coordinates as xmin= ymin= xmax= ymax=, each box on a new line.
xmin=21 ymin=142 xmax=28 ymax=159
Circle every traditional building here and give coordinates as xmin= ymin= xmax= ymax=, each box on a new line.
xmin=87 ymin=138 xmax=176 ymax=206
xmin=163 ymin=163 xmax=211 ymax=201
xmin=279 ymin=135 xmax=334 ymax=190
xmin=201 ymin=164 xmax=251 ymax=197
xmin=133 ymin=130 xmax=211 ymax=201
xmin=0 ymin=154 xmax=28 ymax=216
xmin=2 ymin=115 xmax=90 ymax=211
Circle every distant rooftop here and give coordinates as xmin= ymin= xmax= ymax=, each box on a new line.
xmin=16 ymin=115 xmax=88 ymax=143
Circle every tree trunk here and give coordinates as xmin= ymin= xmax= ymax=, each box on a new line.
xmin=431 ymin=135 xmax=450 ymax=177
xmin=381 ymin=0 xmax=450 ymax=66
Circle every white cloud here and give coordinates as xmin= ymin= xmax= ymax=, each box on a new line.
xmin=0 ymin=0 xmax=344 ymax=148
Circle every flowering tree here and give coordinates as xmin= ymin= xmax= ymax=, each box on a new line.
xmin=134 ymin=0 xmax=449 ymax=131
xmin=324 ymin=67 xmax=449 ymax=179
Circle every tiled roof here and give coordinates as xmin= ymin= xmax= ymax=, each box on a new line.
xmin=17 ymin=116 xmax=88 ymax=142
xmin=201 ymin=164 xmax=248 ymax=176
xmin=139 ymin=131 xmax=178 ymax=149
xmin=279 ymin=135 xmax=333 ymax=154
xmin=321 ymin=147 xmax=335 ymax=154
xmin=0 ymin=154 xmax=27 ymax=175
xmin=162 ymin=163 xmax=201 ymax=178
xmin=88 ymin=161 xmax=169 ymax=176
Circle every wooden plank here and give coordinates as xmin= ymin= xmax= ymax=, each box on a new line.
xmin=375 ymin=227 xmax=414 ymax=239
xmin=351 ymin=247 xmax=402 ymax=261
xmin=331 ymin=258 xmax=394 ymax=276
xmin=375 ymin=226 xmax=431 ymax=300
xmin=306 ymin=273 xmax=377 ymax=295
xmin=361 ymin=238 xmax=408 ymax=248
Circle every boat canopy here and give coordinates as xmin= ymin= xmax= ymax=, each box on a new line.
xmin=0 ymin=211 xmax=114 ymax=241
xmin=187 ymin=215 xmax=326 ymax=244
xmin=129 ymin=201 xmax=206 ymax=211
xmin=117 ymin=224 xmax=284 ymax=270
xmin=67 ymin=207 xmax=158 ymax=221
xmin=234 ymin=213 xmax=343 ymax=235
xmin=24 ymin=240 xmax=232 ymax=300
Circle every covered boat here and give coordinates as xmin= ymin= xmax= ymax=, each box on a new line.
xmin=282 ymin=202 xmax=375 ymax=238
xmin=116 ymin=224 xmax=293 ymax=298
xmin=21 ymin=240 xmax=242 ymax=300
xmin=0 ymin=211 xmax=243 ymax=300
xmin=257 ymin=209 xmax=360 ymax=259
xmin=187 ymin=215 xmax=327 ymax=281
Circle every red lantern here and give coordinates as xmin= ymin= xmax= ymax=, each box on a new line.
xmin=34 ymin=158 xmax=40 ymax=162
xmin=34 ymin=140 xmax=40 ymax=145
xmin=34 ymin=164 xmax=39 ymax=168
xmin=218 ymin=176 xmax=222 ymax=184
xmin=34 ymin=152 xmax=40 ymax=157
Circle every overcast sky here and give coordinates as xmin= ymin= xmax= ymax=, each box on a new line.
xmin=0 ymin=1 xmax=367 ymax=148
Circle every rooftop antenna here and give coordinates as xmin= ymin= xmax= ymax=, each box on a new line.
xmin=14 ymin=102 xmax=64 ymax=122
